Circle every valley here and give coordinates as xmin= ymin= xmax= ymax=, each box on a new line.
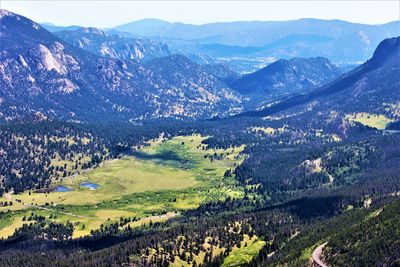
xmin=0 ymin=135 xmax=245 ymax=238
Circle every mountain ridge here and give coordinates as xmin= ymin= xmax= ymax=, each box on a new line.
xmin=0 ymin=10 xmax=242 ymax=122
xmin=55 ymin=26 xmax=171 ymax=62
xmin=112 ymin=18 xmax=400 ymax=65
xmin=230 ymin=56 xmax=344 ymax=107
xmin=234 ymin=36 xmax=400 ymax=118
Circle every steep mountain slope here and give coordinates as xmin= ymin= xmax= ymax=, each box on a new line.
xmin=113 ymin=18 xmax=400 ymax=62
xmin=202 ymin=63 xmax=240 ymax=81
xmin=237 ymin=37 xmax=400 ymax=120
xmin=231 ymin=57 xmax=343 ymax=107
xmin=0 ymin=10 xmax=242 ymax=122
xmin=324 ymin=200 xmax=400 ymax=267
xmin=145 ymin=55 xmax=242 ymax=117
xmin=55 ymin=27 xmax=170 ymax=62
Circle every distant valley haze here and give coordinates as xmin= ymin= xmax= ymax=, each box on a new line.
xmin=2 ymin=0 xmax=399 ymax=27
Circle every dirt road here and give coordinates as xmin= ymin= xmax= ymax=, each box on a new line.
xmin=312 ymin=242 xmax=330 ymax=267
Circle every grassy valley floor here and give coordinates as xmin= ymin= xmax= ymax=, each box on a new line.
xmin=0 ymin=135 xmax=246 ymax=238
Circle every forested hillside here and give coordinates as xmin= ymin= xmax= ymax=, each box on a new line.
xmin=231 ymin=57 xmax=343 ymax=108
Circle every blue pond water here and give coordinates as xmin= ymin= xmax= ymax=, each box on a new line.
xmin=55 ymin=185 xmax=73 ymax=192
xmin=80 ymin=182 xmax=100 ymax=190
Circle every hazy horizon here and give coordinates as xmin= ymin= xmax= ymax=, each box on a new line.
xmin=40 ymin=16 xmax=400 ymax=29
xmin=2 ymin=0 xmax=399 ymax=28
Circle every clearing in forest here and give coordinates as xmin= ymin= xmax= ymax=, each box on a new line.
xmin=0 ymin=135 xmax=245 ymax=238
xmin=346 ymin=113 xmax=393 ymax=130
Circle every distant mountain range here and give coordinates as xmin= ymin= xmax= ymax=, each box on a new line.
xmin=40 ymin=22 xmax=81 ymax=32
xmin=112 ymin=18 xmax=400 ymax=63
xmin=1 ymin=9 xmax=398 ymax=124
xmin=0 ymin=10 xmax=241 ymax=122
xmin=236 ymin=37 xmax=400 ymax=119
xmin=55 ymin=27 xmax=170 ymax=62
xmin=41 ymin=18 xmax=400 ymax=69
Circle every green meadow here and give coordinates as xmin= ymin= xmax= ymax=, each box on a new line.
xmin=0 ymin=135 xmax=245 ymax=238
xmin=346 ymin=113 xmax=394 ymax=130
xmin=222 ymin=239 xmax=266 ymax=267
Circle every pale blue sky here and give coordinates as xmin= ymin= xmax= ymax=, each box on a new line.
xmin=2 ymin=1 xmax=399 ymax=27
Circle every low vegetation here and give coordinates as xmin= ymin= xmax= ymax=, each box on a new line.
xmin=346 ymin=113 xmax=394 ymax=130
xmin=0 ymin=135 xmax=245 ymax=238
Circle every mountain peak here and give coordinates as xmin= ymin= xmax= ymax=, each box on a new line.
xmin=134 ymin=18 xmax=170 ymax=24
xmin=371 ymin=36 xmax=400 ymax=63
xmin=0 ymin=9 xmax=13 ymax=18
xmin=236 ymin=36 xmax=400 ymax=118
xmin=78 ymin=27 xmax=107 ymax=36
xmin=0 ymin=10 xmax=240 ymax=121
xmin=231 ymin=56 xmax=343 ymax=102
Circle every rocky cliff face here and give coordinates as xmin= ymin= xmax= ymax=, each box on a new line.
xmin=55 ymin=27 xmax=171 ymax=62
xmin=0 ymin=10 xmax=242 ymax=122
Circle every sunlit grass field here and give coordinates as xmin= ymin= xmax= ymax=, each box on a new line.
xmin=222 ymin=238 xmax=266 ymax=267
xmin=0 ymin=135 xmax=245 ymax=238
xmin=346 ymin=113 xmax=394 ymax=130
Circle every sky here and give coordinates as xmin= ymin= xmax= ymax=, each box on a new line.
xmin=1 ymin=0 xmax=399 ymax=28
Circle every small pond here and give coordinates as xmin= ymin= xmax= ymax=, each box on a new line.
xmin=55 ymin=185 xmax=73 ymax=192
xmin=80 ymin=182 xmax=100 ymax=190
